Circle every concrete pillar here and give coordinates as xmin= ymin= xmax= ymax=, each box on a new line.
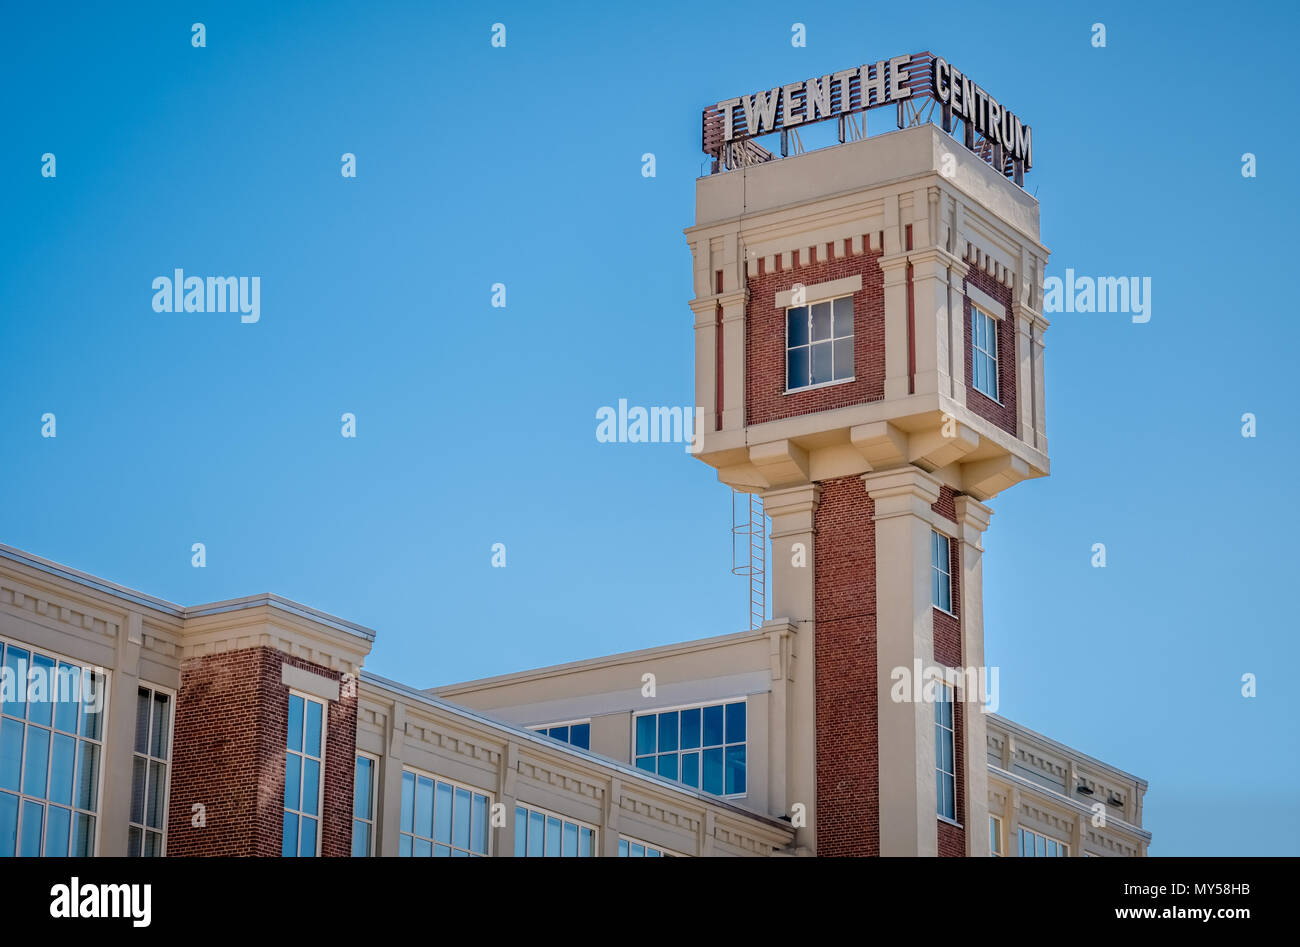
xmin=99 ymin=611 xmax=142 ymax=856
xmin=762 ymin=484 xmax=820 ymax=852
xmin=377 ymin=702 xmax=406 ymax=857
xmin=690 ymin=299 xmax=717 ymax=432
xmin=954 ymin=495 xmax=993 ymax=857
xmin=907 ymin=248 xmax=964 ymax=399
xmin=865 ymin=467 xmax=941 ymax=856
xmin=720 ymin=292 xmax=747 ymax=431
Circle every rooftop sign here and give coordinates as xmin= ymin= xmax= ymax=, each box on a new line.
xmin=702 ymin=52 xmax=1032 ymax=186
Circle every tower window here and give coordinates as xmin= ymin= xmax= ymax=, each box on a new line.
xmin=971 ymin=306 xmax=999 ymax=401
xmin=634 ymin=700 xmax=746 ymax=797
xmin=931 ymin=530 xmax=952 ymax=613
xmin=283 ymin=692 xmax=326 ymax=857
xmin=935 ymin=684 xmax=956 ymax=821
xmin=786 ymin=296 xmax=854 ymax=391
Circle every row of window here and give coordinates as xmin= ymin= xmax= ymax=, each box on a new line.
xmin=782 ymin=293 xmax=1000 ymax=402
xmin=1 ymin=639 xmax=170 ymax=858
xmin=988 ymin=817 xmax=1071 ymax=857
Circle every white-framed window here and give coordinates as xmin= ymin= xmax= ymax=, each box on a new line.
xmin=634 ymin=699 xmax=746 ymax=797
xmin=514 ymin=803 xmax=596 ymax=857
xmin=935 ymin=683 xmax=956 ymax=821
xmin=0 ymin=636 xmax=106 ymax=857
xmin=931 ymin=530 xmax=952 ymax=613
xmin=400 ymin=768 xmax=490 ymax=857
xmin=128 ymin=684 xmax=172 ymax=857
xmin=786 ymin=295 xmax=854 ymax=391
xmin=971 ymin=306 xmax=999 ymax=401
xmin=1019 ymin=827 xmax=1068 ymax=857
xmin=282 ymin=691 xmax=326 ymax=857
xmin=989 ymin=816 xmax=1003 ymax=856
xmin=531 ymin=719 xmax=590 ymax=751
xmin=618 ymin=836 xmax=681 ymax=857
xmin=352 ymin=752 xmax=377 ymax=857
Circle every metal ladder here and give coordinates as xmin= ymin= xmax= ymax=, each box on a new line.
xmin=731 ymin=490 xmax=767 ymax=631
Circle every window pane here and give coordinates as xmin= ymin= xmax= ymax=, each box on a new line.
xmin=301 ymin=758 xmax=320 ymax=816
xmin=0 ymin=719 xmax=22 ymax=793
xmin=786 ymin=307 xmax=808 ymax=346
xmin=400 ymin=771 xmax=414 ymax=833
xmin=281 ymin=812 xmax=298 ymax=856
xmin=635 ymin=756 xmax=655 ymax=773
xmin=75 ymin=741 xmax=100 ymax=811
xmin=725 ymin=702 xmax=746 ymax=744
xmin=299 ymin=815 xmax=317 ymax=856
xmin=833 ymin=338 xmax=853 ymax=380
xmin=127 ymin=825 xmax=142 ymax=857
xmin=70 ymin=812 xmax=94 ymax=856
xmin=151 ymin=693 xmax=170 ymax=758
xmin=681 ymin=751 xmax=699 ymax=788
xmin=352 ymin=821 xmax=369 ymax=857
xmin=354 ymin=757 xmax=372 ymax=819
xmin=528 ymin=810 xmax=543 ymax=857
xmin=54 ymin=666 xmax=80 ymax=734
xmin=433 ymin=844 xmax=449 ymax=857
xmin=630 ymin=843 xmax=644 ymax=857
xmin=44 ymin=805 xmax=70 ymax=857
xmin=0 ymin=791 xmax=18 ymax=856
xmin=618 ymin=839 xmax=628 ymax=857
xmin=434 ymin=781 xmax=452 ymax=844
xmin=142 ymin=830 xmax=162 ymax=857
xmin=471 ymin=794 xmax=487 ymax=854
xmin=135 ymin=688 xmax=151 ymax=755
xmin=833 ymin=296 xmax=854 ymax=336
xmin=304 ymin=699 xmax=323 ymax=758
xmin=416 ymin=776 xmax=434 ymax=839
xmin=146 ymin=761 xmax=166 ymax=828
xmin=703 ymin=705 xmax=724 ymax=747
xmin=284 ymin=754 xmax=301 ymax=810
xmin=570 ymin=723 xmax=590 ymax=750
xmin=811 ymin=341 xmax=833 ymax=384
xmin=562 ymin=821 xmax=578 ymax=857
xmin=550 ymin=725 xmax=568 ymax=744
xmin=22 ymin=726 xmax=49 ymax=797
xmin=787 ymin=346 xmax=809 ymax=390
xmin=28 ymin=655 xmax=54 ymax=726
xmin=399 ymin=834 xmax=412 ymax=857
xmin=544 ymin=816 xmax=561 ymax=857
xmin=579 ymin=827 xmax=592 ymax=857
xmin=1037 ymin=835 xmax=1046 ymax=857
xmin=658 ymin=712 xmax=679 ymax=752
xmin=20 ymin=801 xmax=42 ymax=856
xmin=635 ymin=715 xmax=656 ymax=756
xmin=286 ymin=695 xmax=303 ymax=753
xmin=514 ymin=808 xmax=526 ymax=857
xmin=453 ymin=787 xmax=471 ymax=850
xmin=680 ymin=708 xmax=701 ymax=750
xmin=656 ymin=754 xmax=678 ymax=781
xmin=811 ymin=301 xmax=832 ymax=341
xmin=703 ymin=747 xmax=724 ymax=795
xmin=2 ymin=648 xmax=27 ymax=718
xmin=725 ymin=745 xmax=746 ymax=795
xmin=415 ymin=838 xmax=432 ymax=857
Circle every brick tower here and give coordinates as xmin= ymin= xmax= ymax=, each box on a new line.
xmin=686 ymin=55 xmax=1049 ymax=855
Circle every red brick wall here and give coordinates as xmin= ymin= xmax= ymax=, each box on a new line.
xmin=746 ymin=241 xmax=885 ymax=426
xmin=931 ymin=484 xmax=966 ymax=856
xmin=167 ymin=646 xmax=356 ymax=857
xmin=962 ymin=266 xmax=1017 ymax=436
xmin=814 ymin=476 xmax=879 ymax=857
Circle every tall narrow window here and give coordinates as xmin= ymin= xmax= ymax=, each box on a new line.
xmin=352 ymin=754 xmax=376 ymax=856
xmin=283 ymin=692 xmax=326 ymax=857
xmin=128 ymin=685 xmax=171 ymax=856
xmin=931 ymin=531 xmax=952 ymax=613
xmin=786 ymin=296 xmax=854 ymax=391
xmin=971 ymin=306 xmax=999 ymax=400
xmin=935 ymin=684 xmax=956 ymax=821
xmin=989 ymin=816 xmax=1003 ymax=856
xmin=0 ymin=640 xmax=105 ymax=857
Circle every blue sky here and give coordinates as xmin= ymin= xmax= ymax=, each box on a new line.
xmin=2 ymin=0 xmax=1296 ymax=856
